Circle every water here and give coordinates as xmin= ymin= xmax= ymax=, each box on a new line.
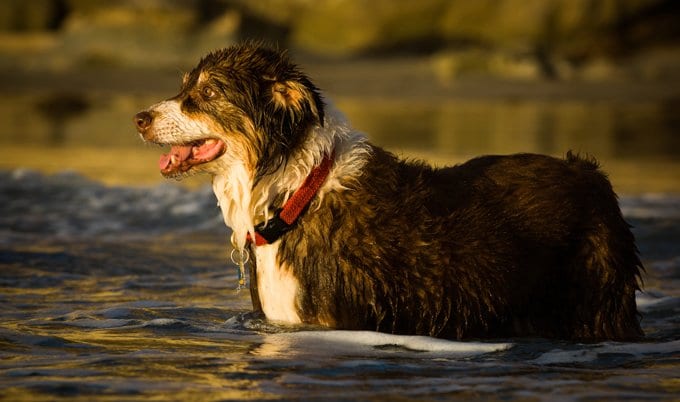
xmin=1 ymin=169 xmax=679 ymax=401
xmin=1 ymin=68 xmax=679 ymax=399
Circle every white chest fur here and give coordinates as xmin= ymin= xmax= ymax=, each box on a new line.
xmin=254 ymin=242 xmax=302 ymax=324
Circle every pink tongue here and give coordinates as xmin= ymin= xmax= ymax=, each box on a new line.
xmin=159 ymin=145 xmax=193 ymax=171
xmin=158 ymin=140 xmax=226 ymax=174
xmin=193 ymin=140 xmax=225 ymax=161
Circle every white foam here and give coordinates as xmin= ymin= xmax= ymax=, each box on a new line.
xmin=620 ymin=194 xmax=680 ymax=219
xmin=531 ymin=340 xmax=680 ymax=365
xmin=636 ymin=292 xmax=679 ymax=312
xmin=253 ymin=330 xmax=512 ymax=359
xmin=143 ymin=318 xmax=182 ymax=327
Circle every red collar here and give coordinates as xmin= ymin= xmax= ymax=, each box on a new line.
xmin=246 ymin=151 xmax=335 ymax=246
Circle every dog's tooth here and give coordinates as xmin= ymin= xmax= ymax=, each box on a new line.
xmin=170 ymin=155 xmax=178 ymax=165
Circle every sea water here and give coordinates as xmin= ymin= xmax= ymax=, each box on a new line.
xmin=1 ymin=169 xmax=678 ymax=401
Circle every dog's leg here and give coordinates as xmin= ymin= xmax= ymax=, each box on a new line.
xmin=567 ymin=215 xmax=644 ymax=341
xmin=248 ymin=244 xmax=263 ymax=313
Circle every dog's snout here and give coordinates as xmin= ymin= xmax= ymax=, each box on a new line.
xmin=134 ymin=111 xmax=153 ymax=132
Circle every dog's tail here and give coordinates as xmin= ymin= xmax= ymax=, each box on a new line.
xmin=564 ymin=152 xmax=644 ymax=341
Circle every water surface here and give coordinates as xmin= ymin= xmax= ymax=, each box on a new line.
xmin=1 ymin=76 xmax=679 ymax=400
xmin=1 ymin=170 xmax=679 ymax=401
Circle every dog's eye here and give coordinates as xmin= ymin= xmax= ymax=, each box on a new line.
xmin=201 ymin=86 xmax=217 ymax=100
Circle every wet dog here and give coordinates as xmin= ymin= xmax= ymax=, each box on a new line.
xmin=134 ymin=44 xmax=644 ymax=341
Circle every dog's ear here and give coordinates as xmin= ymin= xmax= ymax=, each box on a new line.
xmin=271 ymin=81 xmax=315 ymax=118
xmin=254 ymin=73 xmax=325 ymax=180
xmin=265 ymin=76 xmax=324 ymax=128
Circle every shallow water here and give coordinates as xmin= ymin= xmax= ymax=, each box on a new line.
xmin=1 ymin=75 xmax=679 ymax=400
xmin=1 ymin=170 xmax=679 ymax=401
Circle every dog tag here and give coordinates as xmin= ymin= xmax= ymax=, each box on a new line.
xmin=230 ymin=248 xmax=250 ymax=291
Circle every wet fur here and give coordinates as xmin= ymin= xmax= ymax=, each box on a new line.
xmin=136 ymin=44 xmax=644 ymax=341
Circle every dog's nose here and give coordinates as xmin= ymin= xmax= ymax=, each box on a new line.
xmin=134 ymin=111 xmax=153 ymax=132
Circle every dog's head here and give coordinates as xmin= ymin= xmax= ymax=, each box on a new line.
xmin=133 ymin=44 xmax=325 ymax=180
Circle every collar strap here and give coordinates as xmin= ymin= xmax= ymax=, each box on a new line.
xmin=247 ymin=151 xmax=335 ymax=246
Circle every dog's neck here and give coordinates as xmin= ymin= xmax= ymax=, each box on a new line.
xmin=211 ymin=109 xmax=371 ymax=252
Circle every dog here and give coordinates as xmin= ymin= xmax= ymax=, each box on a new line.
xmin=134 ymin=43 xmax=644 ymax=341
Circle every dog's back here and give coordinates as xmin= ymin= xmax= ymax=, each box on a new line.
xmin=279 ymin=147 xmax=643 ymax=341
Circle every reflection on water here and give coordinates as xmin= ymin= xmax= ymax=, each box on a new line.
xmin=2 ymin=92 xmax=679 ymax=158
xmin=0 ymin=92 xmax=678 ymax=192
xmin=342 ymin=99 xmax=680 ymax=160
xmin=35 ymin=92 xmax=91 ymax=146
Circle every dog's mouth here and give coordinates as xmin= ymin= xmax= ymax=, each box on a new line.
xmin=158 ymin=138 xmax=226 ymax=176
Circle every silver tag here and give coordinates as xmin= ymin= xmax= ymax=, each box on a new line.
xmin=230 ymin=248 xmax=250 ymax=291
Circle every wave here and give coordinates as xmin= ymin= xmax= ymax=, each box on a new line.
xmin=531 ymin=339 xmax=680 ymax=365
xmin=254 ymin=330 xmax=513 ymax=358
xmin=2 ymin=169 xmax=678 ymax=242
xmin=0 ymin=169 xmax=223 ymax=242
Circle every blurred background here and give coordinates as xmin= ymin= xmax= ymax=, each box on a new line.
xmin=0 ymin=0 xmax=678 ymax=193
